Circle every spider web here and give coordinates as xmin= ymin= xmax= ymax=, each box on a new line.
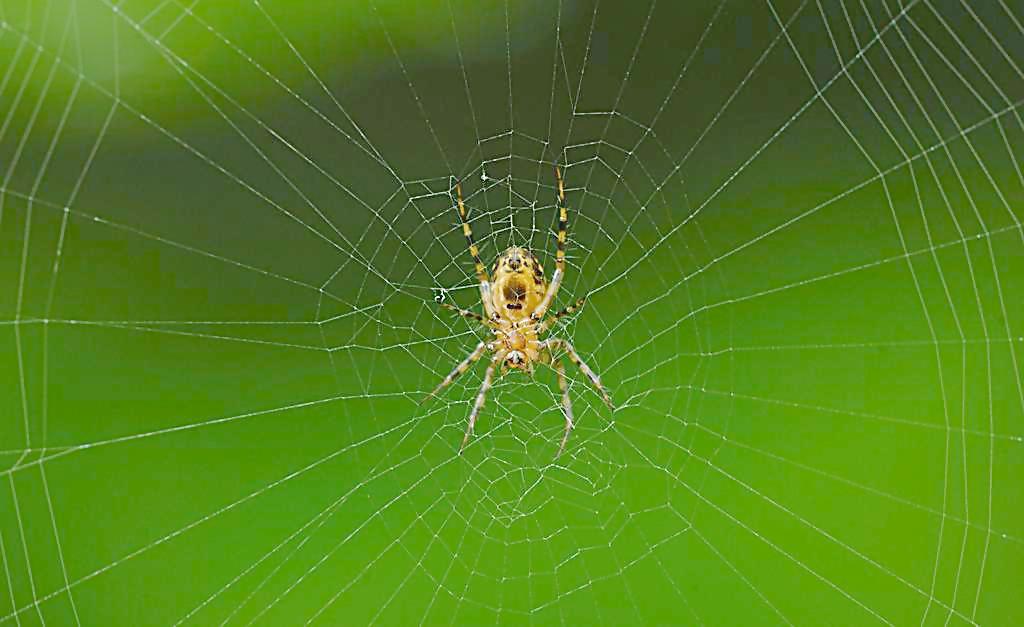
xmin=0 ymin=0 xmax=1022 ymax=624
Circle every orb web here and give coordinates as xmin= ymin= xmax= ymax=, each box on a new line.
xmin=0 ymin=0 xmax=1022 ymax=625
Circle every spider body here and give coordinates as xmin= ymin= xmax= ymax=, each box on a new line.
xmin=492 ymin=315 xmax=541 ymax=375
xmin=427 ymin=167 xmax=614 ymax=456
xmin=490 ymin=246 xmax=546 ymax=371
xmin=490 ymin=247 xmax=547 ymax=322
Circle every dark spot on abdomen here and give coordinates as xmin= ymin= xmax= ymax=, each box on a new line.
xmin=503 ymin=282 xmax=527 ymax=302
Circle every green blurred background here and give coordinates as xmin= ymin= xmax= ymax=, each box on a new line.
xmin=0 ymin=0 xmax=1022 ymax=624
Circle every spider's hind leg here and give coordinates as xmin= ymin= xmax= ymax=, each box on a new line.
xmin=533 ymin=166 xmax=570 ymax=320
xmin=453 ymin=182 xmax=495 ymax=319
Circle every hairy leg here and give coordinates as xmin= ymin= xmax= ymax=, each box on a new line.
xmin=461 ymin=354 xmax=502 ymax=452
xmin=539 ymin=297 xmax=586 ymax=333
xmin=545 ymin=338 xmax=613 ymax=409
xmin=439 ymin=301 xmax=488 ymax=325
xmin=533 ymin=166 xmax=569 ymax=320
xmin=454 ymin=182 xmax=495 ymax=319
xmin=553 ymin=358 xmax=574 ymax=457
xmin=423 ymin=341 xmax=487 ymax=402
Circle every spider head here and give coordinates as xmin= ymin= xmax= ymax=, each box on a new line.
xmin=506 ymin=331 xmax=527 ymax=351
xmin=505 ymin=350 xmax=527 ymax=370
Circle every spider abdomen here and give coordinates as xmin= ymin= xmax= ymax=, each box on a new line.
xmin=490 ymin=246 xmax=547 ymax=321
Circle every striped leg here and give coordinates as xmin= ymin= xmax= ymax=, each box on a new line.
xmin=423 ymin=341 xmax=487 ymax=403
xmin=539 ymin=297 xmax=586 ymax=333
xmin=545 ymin=338 xmax=613 ymax=409
xmin=455 ymin=182 xmax=495 ymax=319
xmin=461 ymin=354 xmax=502 ymax=452
xmin=533 ymin=166 xmax=569 ymax=320
xmin=554 ymin=359 xmax=574 ymax=457
xmin=439 ymin=302 xmax=488 ymax=325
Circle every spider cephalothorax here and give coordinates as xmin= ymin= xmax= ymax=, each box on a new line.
xmin=425 ymin=166 xmax=614 ymax=456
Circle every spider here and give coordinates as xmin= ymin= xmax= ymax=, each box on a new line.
xmin=425 ymin=166 xmax=614 ymax=457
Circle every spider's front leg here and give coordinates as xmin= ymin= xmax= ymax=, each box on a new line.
xmin=553 ymin=359 xmax=574 ymax=457
xmin=461 ymin=353 xmax=504 ymax=452
xmin=544 ymin=338 xmax=614 ymax=409
xmin=422 ymin=341 xmax=487 ymax=403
